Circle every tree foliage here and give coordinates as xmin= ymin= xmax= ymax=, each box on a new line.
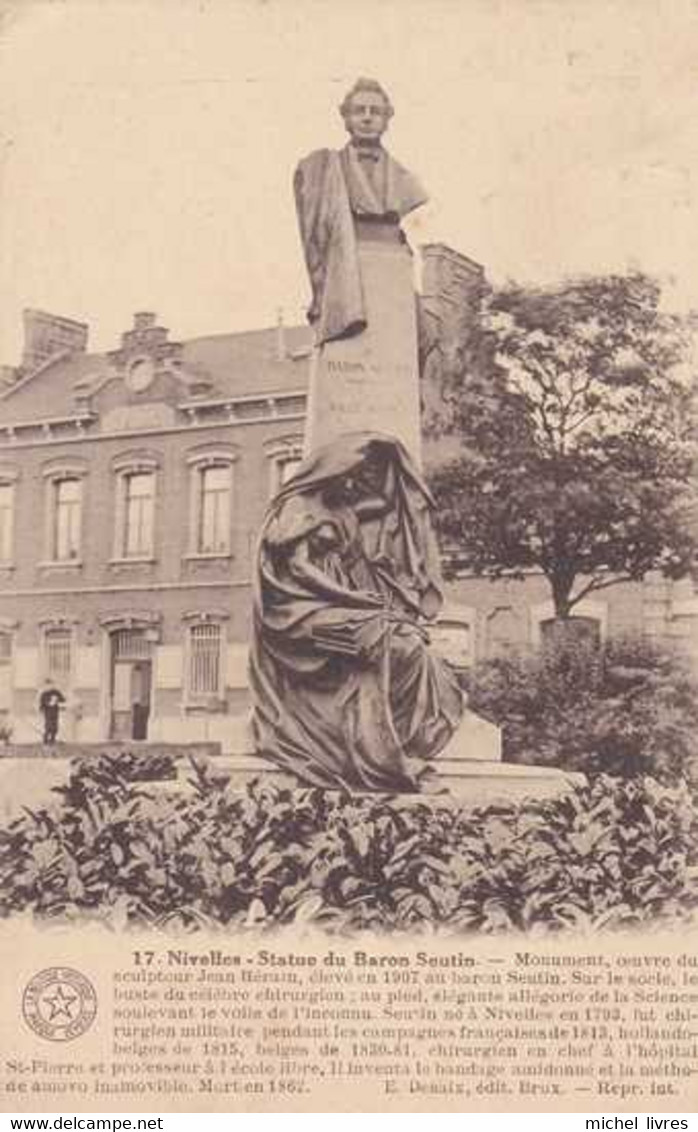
xmin=430 ymin=273 xmax=698 ymax=616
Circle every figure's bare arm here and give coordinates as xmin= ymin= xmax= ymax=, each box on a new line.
xmin=287 ymin=537 xmax=382 ymax=607
xmin=355 ymin=494 xmax=390 ymax=519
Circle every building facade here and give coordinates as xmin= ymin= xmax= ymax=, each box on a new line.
xmin=0 ymin=310 xmax=310 ymax=748
xmin=1 ymin=255 xmax=695 ymax=749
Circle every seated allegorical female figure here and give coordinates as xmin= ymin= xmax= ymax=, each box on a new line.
xmin=249 ymin=433 xmax=463 ymax=792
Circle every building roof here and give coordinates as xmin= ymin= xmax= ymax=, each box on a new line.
xmin=0 ymin=320 xmax=313 ymax=424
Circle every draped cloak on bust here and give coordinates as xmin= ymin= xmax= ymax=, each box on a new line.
xmin=293 ymin=144 xmax=428 ymax=345
xmin=249 ymin=433 xmax=463 ymax=792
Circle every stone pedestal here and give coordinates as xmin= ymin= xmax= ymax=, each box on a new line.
xmin=304 ymin=233 xmax=422 ymax=462
xmin=434 ymin=760 xmax=585 ymax=803
xmin=0 ymin=742 xmax=221 ymax=822
xmin=0 ymin=747 xmax=582 ymax=820
xmin=178 ymin=752 xmax=583 ymax=806
xmin=0 ymin=757 xmax=70 ymax=823
xmin=438 ymin=708 xmax=502 ymax=763
xmin=430 ymin=709 xmax=582 ymax=801
xmin=195 ymin=707 xmax=583 ymax=806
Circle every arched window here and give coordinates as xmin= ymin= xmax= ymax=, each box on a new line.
xmin=0 ymin=469 xmax=17 ymax=564
xmin=186 ymin=448 xmax=237 ymax=557
xmin=265 ymin=437 xmax=303 ymax=497
xmin=43 ymin=463 xmax=86 ymax=564
xmin=112 ymin=453 xmax=159 ymax=560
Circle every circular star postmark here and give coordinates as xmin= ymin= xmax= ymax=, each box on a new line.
xmin=22 ymin=967 xmax=97 ymax=1042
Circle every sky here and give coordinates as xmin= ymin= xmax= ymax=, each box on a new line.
xmin=1 ymin=0 xmax=697 ymax=365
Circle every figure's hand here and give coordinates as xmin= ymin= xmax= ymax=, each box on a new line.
xmin=358 ymin=637 xmax=382 ymax=664
xmin=419 ymin=584 xmax=442 ymax=621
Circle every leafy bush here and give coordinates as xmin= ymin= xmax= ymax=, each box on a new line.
xmin=1 ymin=754 xmax=697 ymax=934
xmin=69 ymin=749 xmax=177 ymax=786
xmin=465 ymin=634 xmax=698 ymax=781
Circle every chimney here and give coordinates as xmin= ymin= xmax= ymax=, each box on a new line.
xmin=133 ymin=311 xmax=156 ymax=332
xmin=120 ymin=312 xmax=169 ymax=353
xmin=21 ymin=309 xmax=88 ymax=374
xmin=420 ymin=244 xmax=486 ymax=322
xmin=418 ymin=245 xmax=487 ymax=379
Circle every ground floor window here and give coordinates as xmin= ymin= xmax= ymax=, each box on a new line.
xmin=186 ymin=621 xmax=224 ymax=701
xmin=43 ymin=626 xmax=73 ymax=689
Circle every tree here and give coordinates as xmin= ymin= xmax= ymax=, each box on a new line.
xmin=429 ymin=273 xmax=698 ymax=619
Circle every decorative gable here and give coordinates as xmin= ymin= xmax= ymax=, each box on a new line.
xmin=71 ymin=313 xmax=218 ymax=428
xmin=106 ymin=312 xmax=215 ymax=399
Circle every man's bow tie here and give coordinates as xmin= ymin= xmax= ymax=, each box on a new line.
xmin=356 ymin=149 xmax=381 ymax=163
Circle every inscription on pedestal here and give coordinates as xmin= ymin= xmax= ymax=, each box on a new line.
xmin=305 ymin=240 xmax=423 ymax=460
xmin=307 ymin=355 xmax=422 ymax=457
xmin=327 ymin=361 xmax=366 ymax=374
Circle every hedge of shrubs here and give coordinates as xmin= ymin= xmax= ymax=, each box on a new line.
xmin=1 ymin=753 xmax=697 ymax=934
xmin=465 ymin=634 xmax=698 ymax=782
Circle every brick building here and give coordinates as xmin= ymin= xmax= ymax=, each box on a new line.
xmin=0 ymin=308 xmax=311 ymax=748
xmin=0 ymin=247 xmax=695 ymax=749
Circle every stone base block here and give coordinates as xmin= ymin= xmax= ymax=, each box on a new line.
xmin=433 ymin=759 xmax=585 ymax=803
xmin=438 ymin=709 xmax=502 ymax=762
xmin=0 ymin=743 xmax=220 ymax=822
xmin=0 ymin=757 xmax=71 ymax=822
xmin=0 ymin=746 xmax=583 ymax=825
xmin=186 ymin=751 xmax=583 ymax=806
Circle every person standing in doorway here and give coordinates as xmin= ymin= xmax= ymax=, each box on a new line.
xmin=39 ymin=678 xmax=65 ymax=745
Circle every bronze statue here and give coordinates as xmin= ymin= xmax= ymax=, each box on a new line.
xmin=249 ymin=434 xmax=463 ymax=792
xmin=294 ymin=78 xmax=427 ymax=345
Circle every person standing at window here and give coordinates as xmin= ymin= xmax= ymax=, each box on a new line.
xmin=38 ymin=677 xmax=65 ymax=745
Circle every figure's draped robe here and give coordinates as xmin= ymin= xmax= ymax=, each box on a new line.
xmin=249 ymin=435 xmax=463 ymax=792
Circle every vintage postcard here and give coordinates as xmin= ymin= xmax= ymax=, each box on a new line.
xmin=0 ymin=0 xmax=697 ymax=1114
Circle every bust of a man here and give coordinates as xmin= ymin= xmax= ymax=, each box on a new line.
xmin=337 ymin=78 xmax=426 ymax=221
xmin=294 ymin=78 xmax=427 ymax=343
xmin=339 ymin=79 xmax=395 ymax=217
